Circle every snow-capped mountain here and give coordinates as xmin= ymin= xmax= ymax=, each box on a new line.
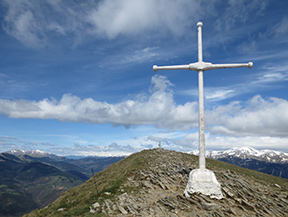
xmin=6 ymin=149 xmax=59 ymax=159
xmin=191 ymin=147 xmax=288 ymax=164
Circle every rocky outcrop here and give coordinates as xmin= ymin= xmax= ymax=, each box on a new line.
xmin=91 ymin=149 xmax=288 ymax=216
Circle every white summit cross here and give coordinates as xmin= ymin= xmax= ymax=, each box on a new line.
xmin=153 ymin=22 xmax=253 ymax=199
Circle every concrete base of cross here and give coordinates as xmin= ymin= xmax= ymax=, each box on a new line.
xmin=184 ymin=169 xmax=223 ymax=199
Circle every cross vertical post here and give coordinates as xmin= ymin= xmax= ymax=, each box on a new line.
xmin=153 ymin=22 xmax=253 ymax=199
xmin=197 ymin=22 xmax=206 ymax=170
xmin=197 ymin=22 xmax=203 ymax=62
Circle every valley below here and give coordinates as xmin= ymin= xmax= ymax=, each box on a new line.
xmin=0 ymin=151 xmax=124 ymax=217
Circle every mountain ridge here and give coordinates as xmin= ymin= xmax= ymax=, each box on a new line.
xmin=191 ymin=146 xmax=288 ymax=163
xmin=191 ymin=147 xmax=288 ymax=179
xmin=7 ymin=149 xmax=61 ymax=159
xmin=24 ymin=149 xmax=288 ymax=217
xmin=7 ymin=146 xmax=288 ymax=163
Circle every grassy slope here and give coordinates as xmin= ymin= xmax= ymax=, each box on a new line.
xmin=25 ymin=149 xmax=288 ymax=217
xmin=25 ymin=149 xmax=152 ymax=217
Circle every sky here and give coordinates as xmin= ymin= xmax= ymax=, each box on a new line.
xmin=0 ymin=0 xmax=288 ymax=156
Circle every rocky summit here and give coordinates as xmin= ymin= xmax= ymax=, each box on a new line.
xmin=25 ymin=149 xmax=288 ymax=217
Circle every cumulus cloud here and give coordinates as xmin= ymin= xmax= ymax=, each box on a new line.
xmin=205 ymin=134 xmax=288 ymax=153
xmin=0 ymin=75 xmax=198 ymax=130
xmin=207 ymin=95 xmax=288 ymax=137
xmin=1 ymin=75 xmax=288 ymax=139
xmin=145 ymin=129 xmax=288 ymax=154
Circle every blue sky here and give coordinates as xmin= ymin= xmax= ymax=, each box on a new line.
xmin=0 ymin=0 xmax=288 ymax=156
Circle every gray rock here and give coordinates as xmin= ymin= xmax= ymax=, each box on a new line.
xmin=117 ymin=205 xmax=128 ymax=214
xmin=91 ymin=202 xmax=100 ymax=209
xmin=201 ymin=202 xmax=221 ymax=211
xmin=159 ymin=197 xmax=176 ymax=209
xmin=274 ymin=184 xmax=281 ymax=188
xmin=222 ymin=186 xmax=234 ymax=198
xmin=127 ymin=204 xmax=139 ymax=214
xmin=241 ymin=200 xmax=255 ymax=211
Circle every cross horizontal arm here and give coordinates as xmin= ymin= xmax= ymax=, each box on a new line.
xmin=208 ymin=62 xmax=253 ymax=70
xmin=153 ymin=62 xmax=253 ymax=72
xmin=153 ymin=64 xmax=190 ymax=72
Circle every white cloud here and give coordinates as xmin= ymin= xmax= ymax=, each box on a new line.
xmin=207 ymin=95 xmax=288 ymax=137
xmin=205 ymin=134 xmax=288 ymax=153
xmin=2 ymin=130 xmax=288 ymax=156
xmin=0 ymin=75 xmax=198 ymax=130
xmin=121 ymin=47 xmax=159 ymax=65
xmin=0 ymin=136 xmax=37 ymax=153
xmin=2 ymin=2 xmax=46 ymax=48
xmin=2 ymin=0 xmax=95 ymax=47
xmin=63 ymin=142 xmax=138 ymax=156
xmin=142 ymin=130 xmax=288 ymax=154
xmin=1 ymin=75 xmax=288 ymax=139
xmin=257 ymin=62 xmax=288 ymax=84
xmin=87 ymin=0 xmax=200 ymax=39
xmin=1 ymin=0 xmax=205 ymax=47
xmin=1 ymin=0 xmax=273 ymax=50
xmin=205 ymin=89 xmax=235 ymax=101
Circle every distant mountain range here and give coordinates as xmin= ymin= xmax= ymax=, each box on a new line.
xmin=5 ymin=149 xmax=125 ymax=178
xmin=191 ymin=147 xmax=288 ymax=178
xmin=0 ymin=150 xmax=125 ymax=217
xmin=7 ymin=149 xmax=62 ymax=159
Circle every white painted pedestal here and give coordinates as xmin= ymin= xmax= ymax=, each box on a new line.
xmin=184 ymin=169 xmax=223 ymax=199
